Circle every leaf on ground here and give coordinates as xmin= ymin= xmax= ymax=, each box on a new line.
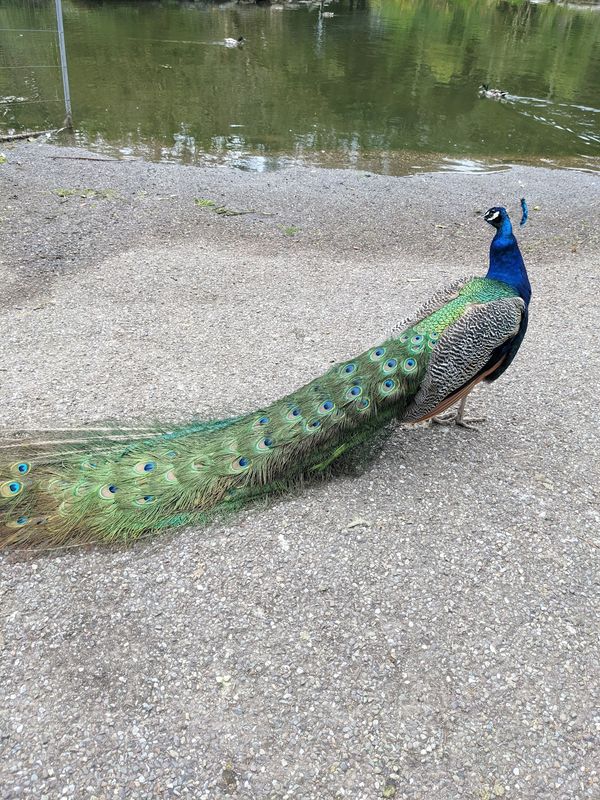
xmin=383 ymin=780 xmax=397 ymax=798
xmin=214 ymin=206 xmax=254 ymax=216
xmin=347 ymin=517 xmax=371 ymax=529
xmin=191 ymin=562 xmax=206 ymax=578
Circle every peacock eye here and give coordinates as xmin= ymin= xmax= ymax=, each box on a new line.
xmin=303 ymin=419 xmax=321 ymax=432
xmin=0 ymin=480 xmax=24 ymax=498
xmin=99 ymin=484 xmax=118 ymax=500
xmin=230 ymin=456 xmax=252 ymax=473
xmin=383 ymin=358 xmax=398 ymax=375
xmin=286 ymin=406 xmax=302 ymax=421
xmin=258 ymin=416 xmax=270 ymax=425
xmin=318 ymin=400 xmax=335 ymax=414
xmin=134 ymin=460 xmax=158 ymax=475
xmin=350 ymin=386 xmax=361 ymax=396
xmin=17 ymin=462 xmax=30 ymax=474
xmin=380 ymin=379 xmax=396 ymax=395
xmin=135 ymin=494 xmax=157 ymax=506
xmin=344 ymin=363 xmax=357 ymax=374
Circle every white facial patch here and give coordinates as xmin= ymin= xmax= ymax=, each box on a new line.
xmin=487 ymin=211 xmax=500 ymax=221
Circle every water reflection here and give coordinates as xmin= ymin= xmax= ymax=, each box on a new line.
xmin=1 ymin=0 xmax=599 ymax=174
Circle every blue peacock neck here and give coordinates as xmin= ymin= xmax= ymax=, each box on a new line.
xmin=486 ymin=216 xmax=532 ymax=306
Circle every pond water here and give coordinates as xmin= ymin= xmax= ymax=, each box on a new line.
xmin=1 ymin=0 xmax=600 ymax=174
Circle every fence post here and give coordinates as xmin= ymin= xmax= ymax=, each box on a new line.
xmin=54 ymin=0 xmax=72 ymax=128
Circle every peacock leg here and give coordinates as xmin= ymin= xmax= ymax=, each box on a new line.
xmin=433 ymin=395 xmax=486 ymax=430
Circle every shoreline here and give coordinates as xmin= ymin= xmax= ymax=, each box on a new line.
xmin=0 ymin=141 xmax=599 ymax=799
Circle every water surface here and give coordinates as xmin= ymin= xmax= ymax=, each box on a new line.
xmin=1 ymin=0 xmax=599 ymax=174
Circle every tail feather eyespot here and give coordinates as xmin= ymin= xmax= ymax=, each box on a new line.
xmin=135 ymin=495 xmax=157 ymax=506
xmin=5 ymin=515 xmax=46 ymax=529
xmin=134 ymin=460 xmax=157 ymax=474
xmin=303 ymin=419 xmax=321 ymax=433
xmin=369 ymin=347 xmax=386 ymax=362
xmin=231 ymin=456 xmax=251 ymax=473
xmin=99 ymin=484 xmax=118 ymax=500
xmin=285 ymin=406 xmax=302 ymax=422
xmin=318 ymin=400 xmax=335 ymax=415
xmin=5 ymin=515 xmax=28 ymax=529
xmin=256 ymin=437 xmax=274 ymax=452
xmin=10 ymin=462 xmax=31 ymax=476
xmin=1 ymin=480 xmax=23 ymax=498
xmin=410 ymin=334 xmax=425 ymax=354
xmin=346 ymin=385 xmax=362 ymax=400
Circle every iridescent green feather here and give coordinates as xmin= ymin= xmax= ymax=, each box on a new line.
xmin=0 ymin=325 xmax=434 ymax=548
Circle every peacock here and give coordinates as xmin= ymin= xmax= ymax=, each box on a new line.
xmin=0 ymin=203 xmax=531 ymax=550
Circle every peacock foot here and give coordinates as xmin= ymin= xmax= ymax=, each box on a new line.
xmin=432 ymin=410 xmax=486 ymax=431
xmin=431 ymin=394 xmax=486 ymax=430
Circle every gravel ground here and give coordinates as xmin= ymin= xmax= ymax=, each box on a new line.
xmin=0 ymin=142 xmax=599 ymax=799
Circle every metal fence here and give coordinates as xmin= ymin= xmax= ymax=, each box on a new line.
xmin=0 ymin=0 xmax=72 ymax=134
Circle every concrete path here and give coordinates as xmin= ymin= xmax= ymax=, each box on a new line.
xmin=0 ymin=143 xmax=599 ymax=799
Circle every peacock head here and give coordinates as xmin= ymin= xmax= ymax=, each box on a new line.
xmin=483 ymin=206 xmax=508 ymax=229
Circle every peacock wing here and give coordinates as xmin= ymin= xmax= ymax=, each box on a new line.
xmin=401 ymin=296 xmax=525 ymax=423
